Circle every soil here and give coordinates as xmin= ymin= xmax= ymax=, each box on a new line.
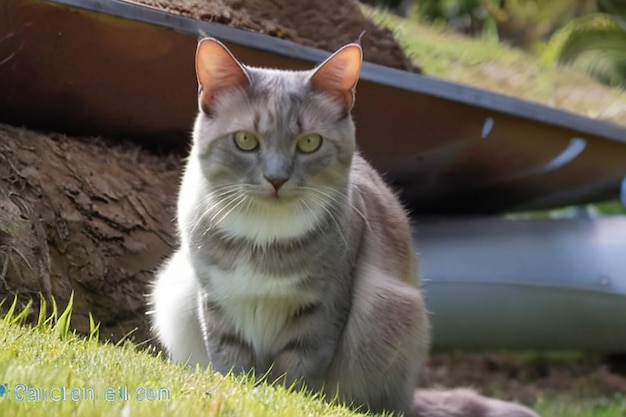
xmin=421 ymin=352 xmax=626 ymax=406
xmin=125 ymin=0 xmax=419 ymax=72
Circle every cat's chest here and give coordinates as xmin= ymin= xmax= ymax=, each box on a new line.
xmin=204 ymin=263 xmax=318 ymax=354
xmin=206 ymin=262 xmax=312 ymax=299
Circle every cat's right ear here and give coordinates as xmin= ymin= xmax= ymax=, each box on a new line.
xmin=196 ymin=38 xmax=250 ymax=115
xmin=310 ymin=43 xmax=362 ymax=115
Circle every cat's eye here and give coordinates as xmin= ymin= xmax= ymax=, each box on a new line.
xmin=296 ymin=134 xmax=323 ymax=153
xmin=233 ymin=131 xmax=259 ymax=152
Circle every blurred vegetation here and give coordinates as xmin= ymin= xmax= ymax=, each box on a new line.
xmin=506 ymin=200 xmax=626 ymax=218
xmin=399 ymin=0 xmax=626 ymax=88
xmin=594 ymin=200 xmax=626 ymax=215
xmin=545 ymin=12 xmax=626 ymax=88
xmin=365 ymin=4 xmax=626 ymax=127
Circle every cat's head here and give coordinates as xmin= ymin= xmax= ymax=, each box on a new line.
xmin=187 ymin=38 xmax=362 ymax=243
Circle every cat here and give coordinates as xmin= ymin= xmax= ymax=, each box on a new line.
xmin=150 ymin=37 xmax=539 ymax=417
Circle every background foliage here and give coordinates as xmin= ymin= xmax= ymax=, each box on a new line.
xmin=373 ymin=0 xmax=626 ymax=88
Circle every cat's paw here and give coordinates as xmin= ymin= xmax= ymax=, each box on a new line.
xmin=412 ymin=388 xmax=540 ymax=417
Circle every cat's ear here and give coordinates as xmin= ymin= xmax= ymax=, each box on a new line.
xmin=310 ymin=43 xmax=363 ymax=114
xmin=195 ymin=38 xmax=250 ymax=115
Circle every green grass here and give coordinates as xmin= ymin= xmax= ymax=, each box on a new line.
xmin=535 ymin=397 xmax=626 ymax=417
xmin=361 ymin=5 xmax=626 ymax=129
xmin=2 ymin=319 xmax=625 ymax=417
xmin=0 ymin=298 xmax=370 ymax=417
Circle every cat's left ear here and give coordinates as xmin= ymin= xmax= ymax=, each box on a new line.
xmin=310 ymin=43 xmax=363 ymax=114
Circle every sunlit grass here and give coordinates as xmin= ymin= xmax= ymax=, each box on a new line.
xmin=0 ymin=298 xmax=371 ymax=417
xmin=361 ymin=5 xmax=626 ymax=127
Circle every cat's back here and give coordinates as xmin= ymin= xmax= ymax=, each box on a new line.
xmin=349 ymin=152 xmax=417 ymax=285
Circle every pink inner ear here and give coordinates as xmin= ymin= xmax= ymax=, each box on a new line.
xmin=195 ymin=38 xmax=249 ymax=114
xmin=310 ymin=44 xmax=363 ymax=112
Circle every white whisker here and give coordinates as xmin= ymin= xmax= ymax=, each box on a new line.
xmin=299 ymin=199 xmax=326 ymax=237
xmin=212 ymin=194 xmax=249 ymax=230
xmin=304 ymin=192 xmax=349 ymax=249
xmin=188 ymin=184 xmax=242 ymax=236
xmin=201 ymin=194 xmax=246 ymax=238
xmin=316 ymin=185 xmax=373 ymax=233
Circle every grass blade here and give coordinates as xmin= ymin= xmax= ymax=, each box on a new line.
xmin=2 ymin=294 xmax=32 ymax=325
xmin=54 ymin=292 xmax=74 ymax=340
xmin=36 ymin=294 xmax=47 ymax=328
xmin=88 ymin=312 xmax=101 ymax=341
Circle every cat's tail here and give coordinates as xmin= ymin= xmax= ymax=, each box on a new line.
xmin=412 ymin=388 xmax=540 ymax=417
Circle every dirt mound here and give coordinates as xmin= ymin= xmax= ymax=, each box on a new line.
xmin=0 ymin=123 xmax=180 ymax=343
xmin=128 ymin=0 xmax=419 ymax=71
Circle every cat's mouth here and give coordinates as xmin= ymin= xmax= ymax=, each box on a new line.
xmin=244 ymin=181 xmax=294 ymax=201
xmin=261 ymin=190 xmax=297 ymax=203
xmin=248 ymin=186 xmax=300 ymax=205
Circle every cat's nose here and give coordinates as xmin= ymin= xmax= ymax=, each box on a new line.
xmin=264 ymin=176 xmax=288 ymax=191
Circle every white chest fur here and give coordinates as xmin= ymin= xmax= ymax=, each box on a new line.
xmin=204 ymin=262 xmax=317 ymax=356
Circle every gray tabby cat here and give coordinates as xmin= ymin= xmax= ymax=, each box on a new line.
xmin=150 ymin=38 xmax=539 ymax=417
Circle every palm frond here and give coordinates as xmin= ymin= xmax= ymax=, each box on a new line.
xmin=546 ymin=13 xmax=626 ymax=88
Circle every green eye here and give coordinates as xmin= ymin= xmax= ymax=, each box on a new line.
xmin=233 ymin=131 xmax=259 ymax=152
xmin=296 ymin=134 xmax=323 ymax=153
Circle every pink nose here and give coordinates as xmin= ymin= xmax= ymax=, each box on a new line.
xmin=265 ymin=176 xmax=288 ymax=191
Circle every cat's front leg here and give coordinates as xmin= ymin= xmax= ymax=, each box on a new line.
xmin=197 ymin=294 xmax=255 ymax=375
xmin=268 ymin=302 xmax=348 ymax=392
